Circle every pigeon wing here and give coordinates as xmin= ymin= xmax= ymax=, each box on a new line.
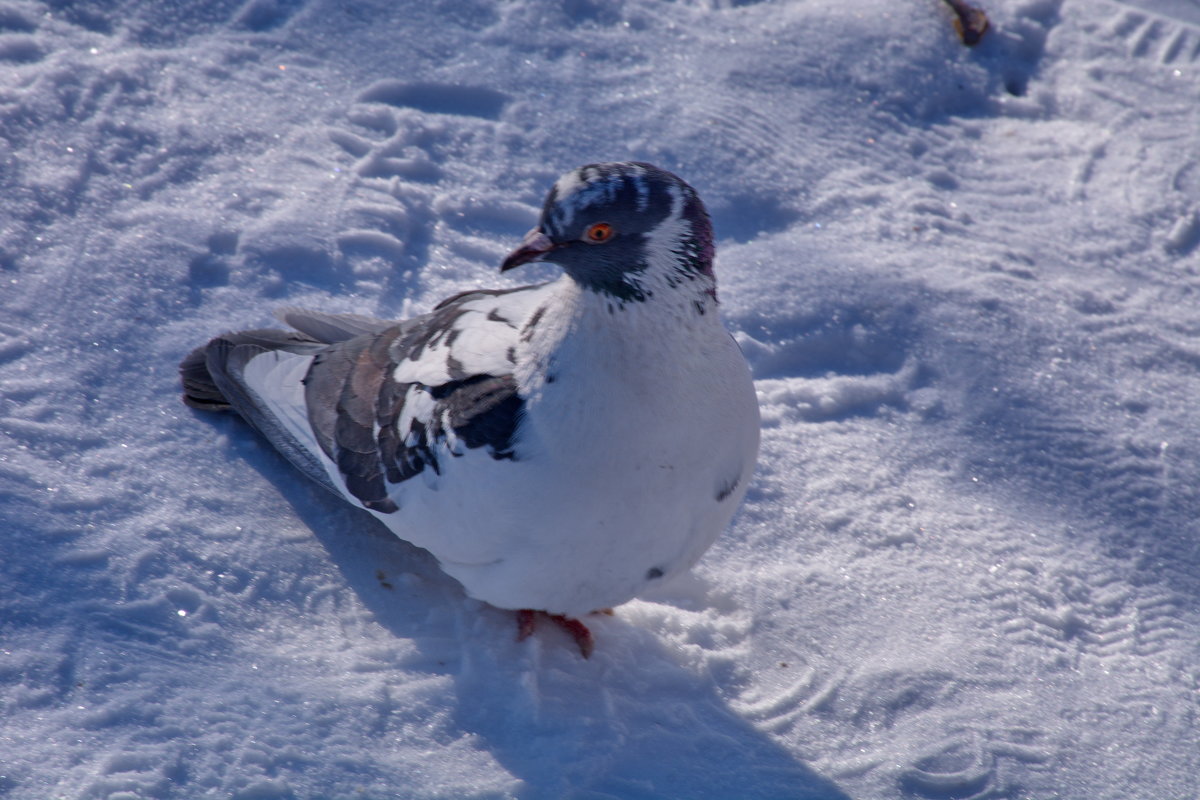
xmin=298 ymin=285 xmax=548 ymax=512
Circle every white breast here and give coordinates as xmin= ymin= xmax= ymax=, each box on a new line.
xmin=378 ymin=277 xmax=761 ymax=616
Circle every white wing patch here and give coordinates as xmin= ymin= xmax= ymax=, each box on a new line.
xmin=390 ymin=285 xmax=555 ymax=385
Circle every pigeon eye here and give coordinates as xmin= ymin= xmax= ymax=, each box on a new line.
xmin=584 ymin=222 xmax=614 ymax=244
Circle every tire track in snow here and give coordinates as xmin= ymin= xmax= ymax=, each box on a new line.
xmin=982 ymin=560 xmax=1183 ymax=662
xmin=1105 ymin=0 xmax=1200 ymax=64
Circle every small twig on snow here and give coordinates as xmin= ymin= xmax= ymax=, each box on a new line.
xmin=942 ymin=0 xmax=990 ymax=46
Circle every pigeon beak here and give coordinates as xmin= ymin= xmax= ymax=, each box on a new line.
xmin=501 ymin=228 xmax=558 ymax=272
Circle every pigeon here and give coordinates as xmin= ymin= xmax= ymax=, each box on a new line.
xmin=180 ymin=161 xmax=761 ymax=657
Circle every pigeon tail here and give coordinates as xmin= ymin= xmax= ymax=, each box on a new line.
xmin=180 ymin=329 xmax=324 ymax=411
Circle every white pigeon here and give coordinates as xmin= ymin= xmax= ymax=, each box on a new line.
xmin=181 ymin=161 xmax=761 ymax=656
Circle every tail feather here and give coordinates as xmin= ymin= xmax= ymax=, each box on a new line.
xmin=180 ymin=329 xmax=324 ymax=411
xmin=179 ymin=328 xmax=341 ymax=496
xmin=180 ymin=344 xmax=232 ymax=411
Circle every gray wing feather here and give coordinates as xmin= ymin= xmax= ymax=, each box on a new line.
xmin=308 ymin=326 xmax=406 ymax=513
xmin=275 ymin=307 xmax=400 ymax=343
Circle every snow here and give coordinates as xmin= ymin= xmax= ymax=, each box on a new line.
xmin=2 ymin=0 xmax=1199 ymax=797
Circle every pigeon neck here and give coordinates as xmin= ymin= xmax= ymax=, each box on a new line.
xmin=568 ymin=267 xmax=720 ymax=329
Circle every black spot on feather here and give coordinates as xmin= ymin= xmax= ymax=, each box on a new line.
xmin=488 ymin=308 xmax=515 ymax=327
xmin=521 ymin=306 xmax=547 ymax=342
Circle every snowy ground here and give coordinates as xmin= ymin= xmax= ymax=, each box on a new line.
xmin=3 ymin=0 xmax=1200 ymax=797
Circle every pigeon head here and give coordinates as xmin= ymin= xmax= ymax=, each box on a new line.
xmin=501 ymin=162 xmax=716 ymax=304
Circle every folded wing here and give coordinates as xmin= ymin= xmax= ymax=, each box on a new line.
xmin=180 ymin=285 xmax=552 ymax=513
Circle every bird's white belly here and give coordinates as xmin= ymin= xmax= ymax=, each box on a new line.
xmin=383 ymin=432 xmax=747 ymax=615
xmin=376 ymin=334 xmax=759 ymax=616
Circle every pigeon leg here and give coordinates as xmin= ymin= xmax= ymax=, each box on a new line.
xmin=516 ymin=610 xmax=596 ymax=658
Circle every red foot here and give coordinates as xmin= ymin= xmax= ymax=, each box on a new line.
xmin=516 ymin=609 xmax=595 ymax=658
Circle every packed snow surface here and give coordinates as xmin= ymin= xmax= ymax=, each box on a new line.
xmin=2 ymin=0 xmax=1199 ymax=797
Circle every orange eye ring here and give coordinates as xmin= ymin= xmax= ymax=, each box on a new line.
xmin=584 ymin=222 xmax=615 ymax=243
